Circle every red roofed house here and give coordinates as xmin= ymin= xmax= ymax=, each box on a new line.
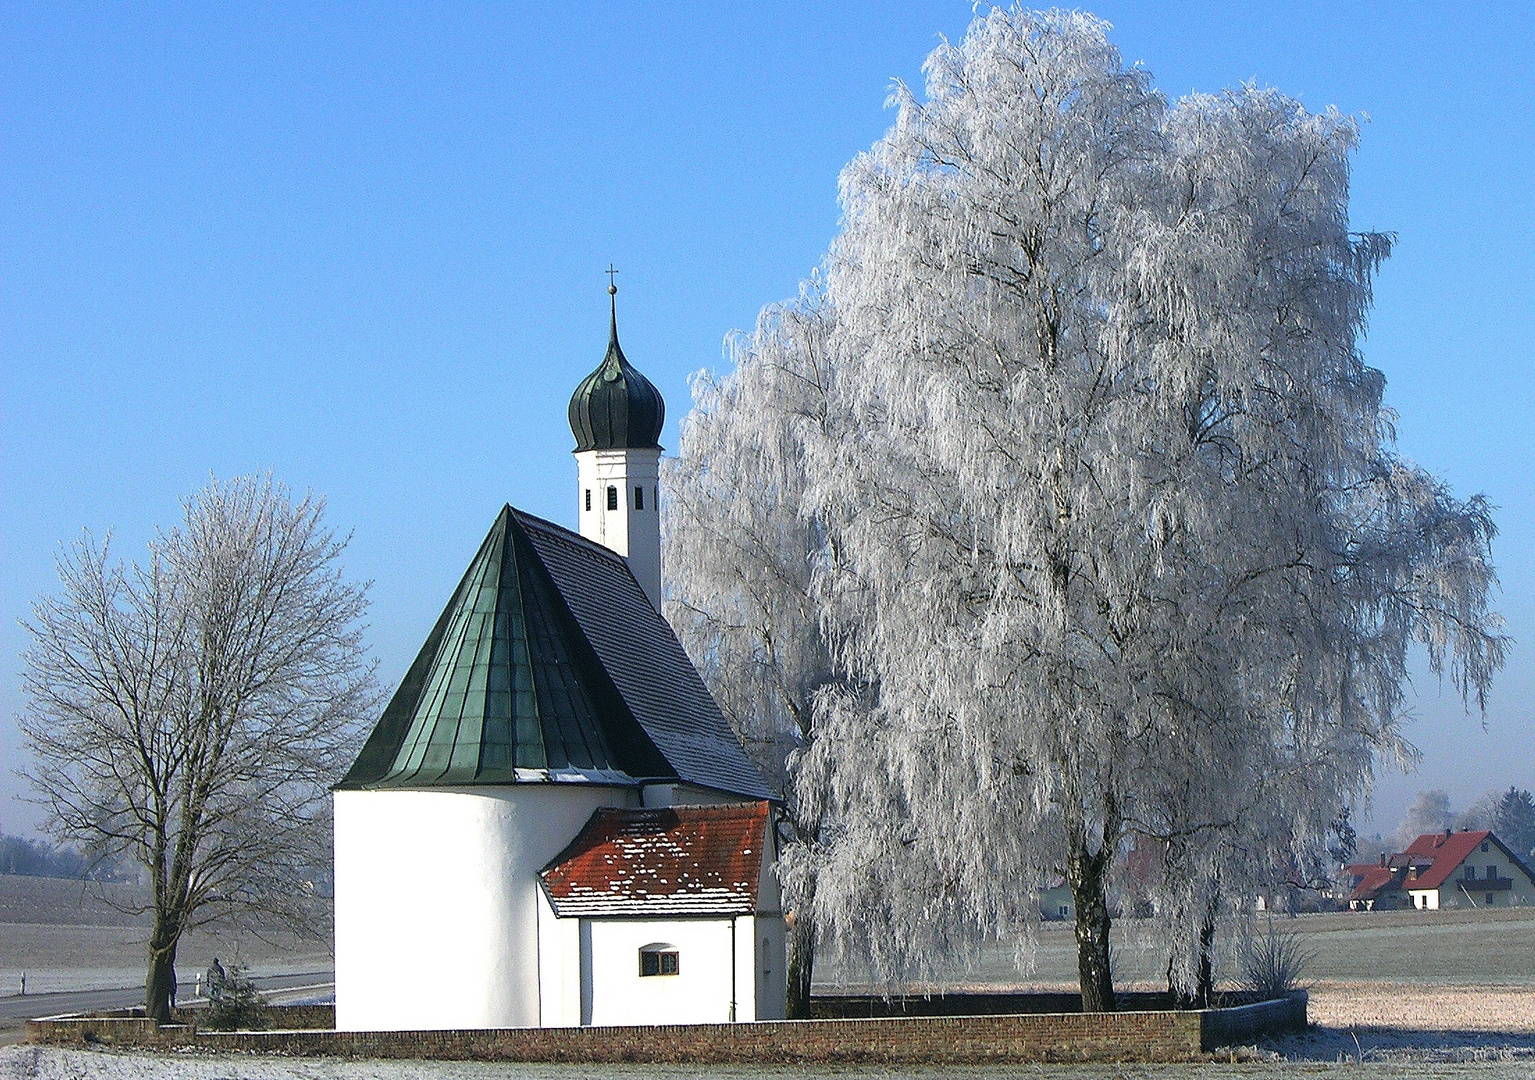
xmin=538 ymin=803 xmax=783 ymax=1025
xmin=1345 ymin=830 xmax=1535 ymax=911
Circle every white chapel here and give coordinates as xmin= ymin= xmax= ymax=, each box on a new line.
xmin=332 ymin=286 xmax=785 ymax=1031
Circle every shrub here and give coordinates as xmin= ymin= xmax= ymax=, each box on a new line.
xmin=205 ymin=965 xmax=268 ymax=1031
xmin=1239 ymin=921 xmax=1312 ymax=999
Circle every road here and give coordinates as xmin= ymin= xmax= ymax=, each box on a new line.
xmin=0 ymin=971 xmax=334 ymax=1043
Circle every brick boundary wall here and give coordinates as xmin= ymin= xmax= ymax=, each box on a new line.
xmin=25 ymin=992 xmax=1307 ymax=1065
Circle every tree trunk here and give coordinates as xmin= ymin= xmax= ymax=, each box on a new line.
xmin=1070 ymin=875 xmax=1115 ymax=1012
xmin=1194 ymin=897 xmax=1217 ymax=1008
xmin=1170 ymin=893 xmax=1218 ymax=1008
xmin=785 ymin=906 xmax=815 ymax=1019
xmin=145 ymin=915 xmax=181 ymax=1023
xmin=1066 ymin=821 xmax=1117 ymax=1012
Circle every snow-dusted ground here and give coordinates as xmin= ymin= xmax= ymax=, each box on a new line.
xmin=0 ymin=875 xmax=332 ymax=997
xmin=0 ymin=922 xmax=332 ymax=997
xmin=4 ymin=1047 xmax=1535 ymax=1079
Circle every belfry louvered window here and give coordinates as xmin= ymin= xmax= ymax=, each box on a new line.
xmin=607 ymin=486 xmax=618 ymax=511
xmin=634 ymin=486 xmax=644 ymax=510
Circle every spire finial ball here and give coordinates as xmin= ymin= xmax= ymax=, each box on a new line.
xmin=608 ymin=284 xmax=617 ymax=295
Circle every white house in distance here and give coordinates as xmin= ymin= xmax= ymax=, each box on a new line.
xmin=332 ymin=286 xmax=784 ymax=1032
xmin=1345 ymin=830 xmax=1535 ymax=911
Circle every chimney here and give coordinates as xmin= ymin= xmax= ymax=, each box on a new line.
xmin=1379 ymin=853 xmax=1387 ymax=867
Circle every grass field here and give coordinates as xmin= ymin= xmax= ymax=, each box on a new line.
xmin=0 ymin=875 xmax=331 ymax=996
xmin=816 ymin=907 xmax=1535 ymax=991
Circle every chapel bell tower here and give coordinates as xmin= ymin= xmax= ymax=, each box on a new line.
xmin=567 ymin=280 xmax=665 ymax=610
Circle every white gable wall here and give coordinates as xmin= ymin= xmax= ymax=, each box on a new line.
xmin=558 ymin=914 xmax=779 ymax=1024
xmin=1425 ymin=838 xmax=1535 ymax=910
xmin=334 ymin=785 xmax=634 ymax=1031
xmin=538 ymin=835 xmax=788 ymax=1026
xmin=586 ymin=918 xmax=734 ymax=1025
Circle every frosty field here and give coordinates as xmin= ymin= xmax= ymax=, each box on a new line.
xmin=4 ymin=873 xmax=1535 ymax=1076
xmin=0 ymin=876 xmax=331 ymax=996
xmin=818 ymin=907 xmax=1535 ymax=992
xmin=4 ymin=1049 xmax=1535 ymax=1080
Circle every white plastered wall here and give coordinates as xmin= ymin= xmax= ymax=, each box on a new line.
xmin=575 ymin=447 xmax=661 ymax=610
xmin=753 ymin=913 xmax=787 ymax=1021
xmin=639 ymin=784 xmax=753 ymax=808
xmin=541 ymin=797 xmax=788 ymax=1027
xmin=578 ymin=917 xmax=740 ymax=1026
xmin=753 ymin=814 xmax=787 ymax=1020
xmin=334 ymin=785 xmax=635 ymax=1031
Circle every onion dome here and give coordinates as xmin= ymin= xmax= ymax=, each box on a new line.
xmin=568 ymin=286 xmax=665 ymax=452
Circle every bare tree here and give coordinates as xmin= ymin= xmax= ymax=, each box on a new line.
xmin=18 ymin=475 xmax=377 ymax=1021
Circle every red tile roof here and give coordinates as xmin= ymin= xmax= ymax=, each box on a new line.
xmin=1400 ymin=830 xmax=1492 ymax=891
xmin=1346 ymin=830 xmax=1535 ymax=903
xmin=540 ymin=802 xmax=771 ymax=917
xmin=1345 ymin=862 xmax=1400 ymax=903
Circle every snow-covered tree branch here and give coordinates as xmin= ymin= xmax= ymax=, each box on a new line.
xmin=672 ymin=6 xmax=1503 ymax=1013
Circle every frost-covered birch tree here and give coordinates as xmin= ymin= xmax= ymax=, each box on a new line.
xmin=663 ymin=290 xmax=846 ymax=1018
xmin=789 ymin=7 xmax=1502 ymax=1012
xmin=19 ymin=475 xmax=378 ymax=1021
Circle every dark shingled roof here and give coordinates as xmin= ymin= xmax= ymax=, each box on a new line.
xmin=339 ymin=506 xmax=773 ymax=802
xmin=516 ymin=509 xmax=774 ymax=801
xmin=567 ymin=297 xmax=664 ymax=453
xmin=540 ymin=803 xmax=771 ymax=917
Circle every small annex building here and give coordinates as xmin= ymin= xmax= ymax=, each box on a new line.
xmin=539 ymin=802 xmax=783 ymax=1025
xmin=1345 ymin=830 xmax=1535 ymax=911
xmin=333 ymin=288 xmax=784 ymax=1032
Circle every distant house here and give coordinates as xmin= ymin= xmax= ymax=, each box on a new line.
xmin=1039 ymin=880 xmax=1075 ymax=921
xmin=1345 ymin=830 xmax=1535 ymax=911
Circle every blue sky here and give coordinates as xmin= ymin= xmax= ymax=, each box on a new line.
xmin=1 ymin=2 xmax=1530 ymax=839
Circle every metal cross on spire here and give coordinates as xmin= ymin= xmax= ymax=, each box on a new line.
xmin=605 ymin=264 xmax=619 ymax=295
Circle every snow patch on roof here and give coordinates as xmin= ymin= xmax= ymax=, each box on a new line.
xmin=541 ymin=802 xmax=771 ymax=917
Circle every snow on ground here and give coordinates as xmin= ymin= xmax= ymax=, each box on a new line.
xmin=4 ymin=1047 xmax=1535 ymax=1080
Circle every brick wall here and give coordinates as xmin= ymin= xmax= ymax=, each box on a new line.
xmin=28 ymin=994 xmax=1306 ymax=1064
xmin=199 ymin=1011 xmax=1204 ymax=1064
xmin=1199 ymin=991 xmax=1308 ymax=1049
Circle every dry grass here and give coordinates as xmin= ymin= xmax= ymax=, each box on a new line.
xmin=1309 ymin=981 xmax=1535 ymax=1033
xmin=0 ymin=875 xmax=331 ymax=996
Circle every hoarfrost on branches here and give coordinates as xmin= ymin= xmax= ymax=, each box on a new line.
xmin=18 ymin=475 xmax=379 ymax=1021
xmin=663 ymin=287 xmax=846 ymax=1017
xmin=675 ymin=5 xmax=1504 ymax=1011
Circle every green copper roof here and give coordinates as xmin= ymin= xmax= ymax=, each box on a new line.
xmin=338 ymin=506 xmax=671 ymax=789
